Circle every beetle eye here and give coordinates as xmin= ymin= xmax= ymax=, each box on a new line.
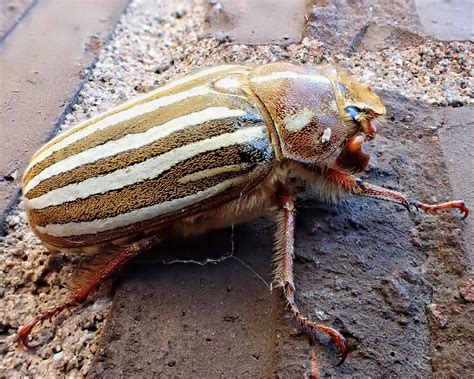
xmin=345 ymin=106 xmax=363 ymax=121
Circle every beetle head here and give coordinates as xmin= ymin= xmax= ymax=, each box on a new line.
xmin=333 ymin=68 xmax=386 ymax=141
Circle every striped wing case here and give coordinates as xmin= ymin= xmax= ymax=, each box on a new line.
xmin=23 ymin=66 xmax=276 ymax=248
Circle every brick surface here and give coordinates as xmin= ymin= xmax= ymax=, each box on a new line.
xmin=91 ymin=224 xmax=277 ymax=377
xmin=0 ymin=0 xmax=36 ymax=42
xmin=204 ymin=0 xmax=307 ymax=45
xmin=438 ymin=106 xmax=474 ymax=265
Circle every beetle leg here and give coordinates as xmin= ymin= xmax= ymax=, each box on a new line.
xmin=274 ymin=194 xmax=348 ymax=365
xmin=322 ymin=168 xmax=469 ymax=219
xmin=355 ymin=179 xmax=469 ymax=218
xmin=18 ymin=234 xmax=163 ymax=349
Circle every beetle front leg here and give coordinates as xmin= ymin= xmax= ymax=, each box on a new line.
xmin=354 ymin=179 xmax=469 ymax=219
xmin=321 ymin=168 xmax=469 ymax=219
xmin=18 ymin=234 xmax=163 ymax=349
xmin=274 ymin=194 xmax=348 ymax=365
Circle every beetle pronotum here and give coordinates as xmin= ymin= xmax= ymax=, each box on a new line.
xmin=19 ymin=62 xmax=468 ymax=363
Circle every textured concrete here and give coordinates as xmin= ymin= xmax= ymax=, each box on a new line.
xmin=415 ymin=0 xmax=474 ymax=41
xmin=438 ymin=106 xmax=474 ymax=267
xmin=91 ymin=226 xmax=277 ymax=378
xmin=204 ymin=0 xmax=307 ymax=44
xmin=0 ymin=0 xmax=36 ymax=42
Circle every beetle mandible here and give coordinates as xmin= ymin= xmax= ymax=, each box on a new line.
xmin=18 ymin=62 xmax=469 ymax=363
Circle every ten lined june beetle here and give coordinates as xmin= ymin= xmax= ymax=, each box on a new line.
xmin=19 ymin=62 xmax=468 ymax=363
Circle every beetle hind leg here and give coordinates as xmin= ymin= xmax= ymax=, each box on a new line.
xmin=18 ymin=234 xmax=163 ymax=349
xmin=274 ymin=194 xmax=348 ymax=365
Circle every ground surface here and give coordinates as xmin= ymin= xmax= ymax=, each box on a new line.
xmin=0 ymin=0 xmax=35 ymax=41
xmin=0 ymin=0 xmax=473 ymax=377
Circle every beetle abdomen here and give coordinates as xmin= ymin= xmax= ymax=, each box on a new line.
xmin=23 ymin=65 xmax=275 ymax=248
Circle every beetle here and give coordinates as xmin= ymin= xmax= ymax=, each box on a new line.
xmin=18 ymin=62 xmax=468 ymax=364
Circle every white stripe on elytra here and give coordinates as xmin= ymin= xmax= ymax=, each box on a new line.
xmin=26 ymin=126 xmax=267 ymax=210
xmin=25 ymin=65 xmax=245 ymax=176
xmin=25 ymin=85 xmax=212 ymax=176
xmin=178 ymin=164 xmax=249 ymax=184
xmin=36 ymin=176 xmax=244 ymax=237
xmin=24 ymin=106 xmax=246 ymax=195
xmin=119 ymin=65 xmax=245 ymax=108
xmin=250 ymin=71 xmax=331 ymax=84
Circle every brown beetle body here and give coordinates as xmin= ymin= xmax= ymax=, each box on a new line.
xmin=22 ymin=63 xmax=383 ymax=252
xmin=19 ymin=63 xmax=468 ymax=363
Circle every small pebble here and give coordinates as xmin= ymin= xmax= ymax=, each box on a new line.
xmin=53 ymin=351 xmax=65 ymax=363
